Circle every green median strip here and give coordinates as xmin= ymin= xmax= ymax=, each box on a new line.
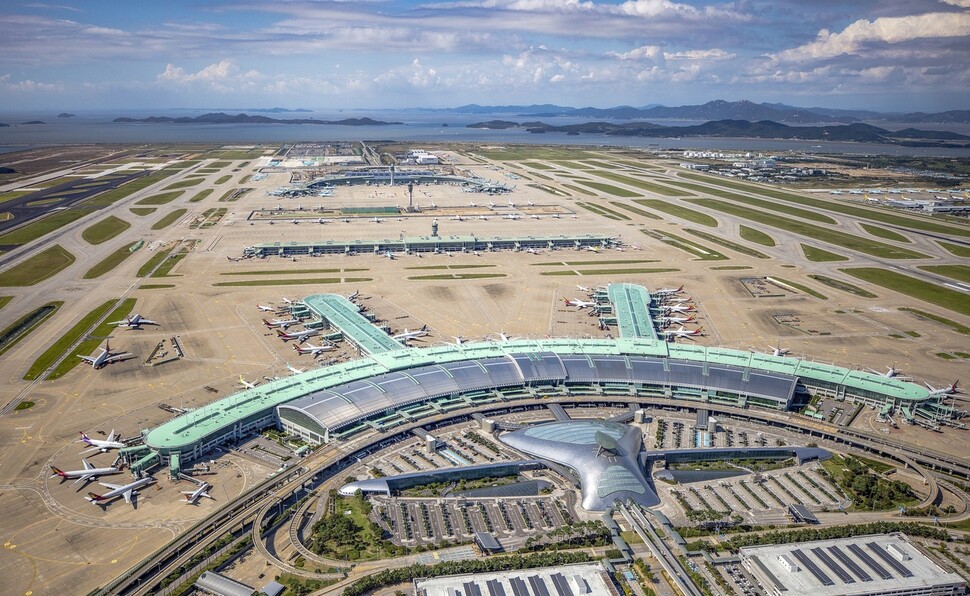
xmin=540 ymin=267 xmax=679 ymax=276
xmin=151 ymin=208 xmax=187 ymax=230
xmin=163 ymin=178 xmax=203 ymax=190
xmin=589 ymin=171 xmax=688 ymax=196
xmin=899 ymin=308 xmax=970 ymax=335
xmin=222 ymin=268 xmax=367 ymax=276
xmin=687 ymin=198 xmax=930 ymax=259
xmin=680 ymin=171 xmax=970 ymax=238
xmin=532 ymin=259 xmax=659 ymax=266
xmin=81 ymin=215 xmax=131 ymax=245
xmin=0 ymin=296 xmax=11 ymax=310
xmin=405 ymin=264 xmax=496 ymax=270
xmin=937 ymin=241 xmax=970 ymax=257
xmin=189 ymin=189 xmax=214 ymax=203
xmin=138 ymin=284 xmax=176 ymax=289
xmin=739 ymin=225 xmax=775 ymax=247
xmin=214 ymin=175 xmax=232 ymax=184
xmin=808 ymin=275 xmax=877 ymax=298
xmin=770 ymin=277 xmax=827 ymax=300
xmin=135 ymin=191 xmax=182 ymax=206
xmin=0 ymin=301 xmax=62 ymax=358
xmin=666 ymin=178 xmax=837 ymax=224
xmin=49 ymin=298 xmax=136 ymax=379
xmin=0 ymin=210 xmax=89 ymax=247
xmin=841 ymin=268 xmax=970 ymax=316
xmin=213 ymin=277 xmax=372 ymax=287
xmin=686 ymin=229 xmax=769 ymax=258
xmin=860 ymin=223 xmax=911 ymax=243
xmin=634 ymin=199 xmax=718 ymax=227
xmin=0 ymin=244 xmax=75 ymax=286
xmin=918 ymin=265 xmax=970 ymax=284
xmin=24 ymin=299 xmax=117 ymax=380
xmin=83 ymin=240 xmax=143 ymax=279
xmin=561 ymin=183 xmax=595 ymax=196
xmin=573 ymin=180 xmax=640 ymax=197
xmin=642 ymin=229 xmax=727 ymax=260
xmin=407 ymin=273 xmax=506 ymax=280
xmin=608 ymin=201 xmax=661 ymax=220
xmin=801 ymin=244 xmax=849 ymax=262
xmin=129 ymin=207 xmax=156 ymax=216
xmin=575 ymin=202 xmax=630 ymax=220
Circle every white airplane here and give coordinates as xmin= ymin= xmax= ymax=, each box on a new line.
xmin=227 ymin=256 xmax=245 ymax=262
xmin=393 ymin=325 xmax=430 ymax=342
xmin=452 ymin=336 xmax=465 ymax=345
xmin=263 ymin=317 xmax=299 ymax=328
xmin=79 ymin=430 xmax=125 ymax=454
xmin=577 ymin=285 xmax=592 ymax=293
xmin=503 ymin=213 xmax=520 ymax=220
xmin=238 ymin=376 xmax=260 ymax=389
xmin=659 ymin=304 xmax=695 ymax=314
xmin=663 ymin=297 xmax=693 ymax=304
xmin=478 ymin=215 xmax=488 ymax=221
xmin=871 ymin=364 xmax=907 ymax=379
xmin=281 ymin=297 xmax=294 ymax=304
xmin=662 ymin=326 xmax=704 ymax=339
xmin=585 ymin=246 xmax=600 ymax=252
xmin=181 ymin=482 xmax=215 ymax=505
xmin=768 ymin=344 xmax=790 ymax=357
xmin=525 ymin=247 xmax=541 ymax=254
xmin=655 ymin=315 xmax=695 ymax=325
xmin=78 ymin=340 xmax=133 ymax=369
xmin=111 ymin=313 xmax=158 ymax=329
xmin=50 ymin=460 xmax=122 ymax=485
xmin=292 ymin=342 xmax=335 ymax=357
xmin=655 ymin=285 xmax=685 ymax=295
xmin=372 ymin=216 xmax=382 ymax=223
xmin=496 ymin=332 xmax=521 ymax=341
xmin=276 ymin=328 xmax=319 ymax=342
xmin=86 ymin=476 xmax=155 ymax=508
xmin=384 ymin=251 xmax=395 ymax=260
xmin=452 ymin=214 xmax=465 ymax=221
xmin=347 ymin=290 xmax=360 ymax=301
xmin=285 ymin=363 xmax=304 ymax=375
xmin=256 ymin=304 xmax=276 ymax=312
xmin=926 ymin=380 xmax=960 ymax=396
xmin=563 ymin=298 xmax=596 ymax=309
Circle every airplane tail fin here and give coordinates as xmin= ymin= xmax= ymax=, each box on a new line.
xmin=262 ymin=319 xmax=272 ymax=326
xmin=292 ymin=344 xmax=304 ymax=354
xmin=79 ymin=432 xmax=91 ymax=443
xmin=421 ymin=324 xmax=428 ymax=331
xmin=276 ymin=329 xmax=288 ymax=337
xmin=677 ymin=285 xmax=684 ymax=292
xmin=50 ymin=466 xmax=66 ymax=477
xmin=86 ymin=492 xmax=104 ymax=502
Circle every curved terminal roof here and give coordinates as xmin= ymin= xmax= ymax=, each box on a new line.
xmin=145 ymin=336 xmax=934 ymax=453
xmin=607 ymin=283 xmax=659 ymax=340
xmin=500 ymin=420 xmax=657 ymax=511
xmin=301 ymin=294 xmax=403 ymax=355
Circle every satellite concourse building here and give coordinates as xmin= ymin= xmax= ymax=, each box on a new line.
xmin=740 ymin=533 xmax=967 ymax=596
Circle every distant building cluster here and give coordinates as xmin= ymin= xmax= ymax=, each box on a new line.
xmin=680 ymin=151 xmax=830 ymax=183
xmin=400 ymin=149 xmax=441 ymax=165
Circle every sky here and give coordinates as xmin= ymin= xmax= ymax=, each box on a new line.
xmin=0 ymin=0 xmax=968 ymax=113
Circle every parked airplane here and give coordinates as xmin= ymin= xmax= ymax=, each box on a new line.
xmin=292 ymin=342 xmax=335 ymax=357
xmin=256 ymin=304 xmax=276 ymax=312
xmin=385 ymin=251 xmax=395 ymax=260
xmin=659 ymin=304 xmax=695 ymax=314
xmin=662 ymin=326 xmax=703 ymax=339
xmin=281 ymin=297 xmax=294 ymax=304
xmin=78 ymin=340 xmax=133 ymax=369
xmin=86 ymin=476 xmax=155 ymax=507
xmin=372 ymin=216 xmax=382 ymax=223
xmin=181 ymin=482 xmax=215 ymax=505
xmin=655 ymin=285 xmax=685 ymax=296
xmin=276 ymin=328 xmax=319 ymax=342
xmin=563 ymin=298 xmax=596 ymax=309
xmin=871 ymin=364 xmax=907 ymax=379
xmin=50 ymin=460 xmax=122 ymax=485
xmin=347 ymin=290 xmax=360 ymax=301
xmin=577 ymin=285 xmax=592 ymax=293
xmin=769 ymin=345 xmax=790 ymax=357
xmin=79 ymin=430 xmax=125 ymax=454
xmin=654 ymin=315 xmax=695 ymax=325
xmin=393 ymin=325 xmax=430 ymax=342
xmin=227 ymin=256 xmax=245 ymax=262
xmin=238 ymin=376 xmax=260 ymax=389
xmin=286 ymin=363 xmax=304 ymax=375
xmin=503 ymin=213 xmax=520 ymax=220
xmin=263 ymin=317 xmax=299 ymax=328
xmin=926 ymin=380 xmax=960 ymax=396
xmin=111 ymin=313 xmax=158 ymax=329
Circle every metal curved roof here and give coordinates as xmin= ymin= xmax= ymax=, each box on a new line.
xmin=500 ymin=421 xmax=658 ymax=511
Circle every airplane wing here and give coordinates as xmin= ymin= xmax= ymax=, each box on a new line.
xmin=78 ymin=355 xmax=96 ymax=364
xmin=82 ymin=460 xmax=95 ymax=470
xmin=122 ymin=488 xmax=134 ymax=504
xmin=141 ymin=319 xmax=157 ymax=325
xmin=102 ymin=353 xmax=133 ymax=364
xmin=72 ymin=473 xmax=93 ymax=485
xmin=79 ymin=445 xmax=102 ymax=455
xmin=99 ymin=482 xmax=123 ymax=490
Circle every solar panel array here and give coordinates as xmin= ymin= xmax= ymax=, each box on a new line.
xmin=485 ymin=579 xmax=506 ymax=596
xmin=867 ymin=542 xmax=914 ymax=578
xmin=828 ymin=545 xmax=873 ymax=582
xmin=792 ymin=549 xmax=834 ymax=586
xmin=847 ymin=543 xmax=892 ymax=580
xmin=811 ymin=547 xmax=854 ymax=584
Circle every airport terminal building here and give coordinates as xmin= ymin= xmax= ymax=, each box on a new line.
xmin=139 ymin=286 xmax=950 ymax=474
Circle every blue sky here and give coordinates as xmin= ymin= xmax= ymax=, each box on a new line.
xmin=1 ymin=0 xmax=968 ymax=112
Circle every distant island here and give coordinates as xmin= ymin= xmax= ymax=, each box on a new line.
xmin=442 ymin=99 xmax=970 ymax=125
xmin=21 ymin=120 xmax=45 ymax=125
xmin=57 ymin=113 xmax=75 ymax=118
xmin=0 ymin=123 xmax=8 ymax=127
xmin=112 ymin=112 xmax=400 ymax=126
xmin=467 ymin=118 xmax=970 ymax=147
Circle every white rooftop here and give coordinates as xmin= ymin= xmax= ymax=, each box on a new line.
xmin=414 ymin=561 xmax=616 ymax=596
xmin=740 ymin=533 xmax=965 ymax=596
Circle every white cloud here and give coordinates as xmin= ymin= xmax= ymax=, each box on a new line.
xmin=940 ymin=0 xmax=970 ymax=6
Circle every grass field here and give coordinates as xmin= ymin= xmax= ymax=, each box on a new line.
xmin=710 ymin=265 xmax=752 ymax=270
xmin=129 ymin=207 xmax=157 ymax=216
xmin=573 ymin=180 xmax=640 ymax=197
xmin=642 ymin=229 xmax=727 ymax=260
xmin=163 ymin=178 xmax=203 ymax=190
xmin=0 ymin=301 xmax=62 ymax=358
xmin=666 ymin=179 xmax=838 ymax=224
xmin=842 ymin=268 xmax=970 ymax=316
xmin=85 ymin=169 xmax=180 ymax=208
xmin=81 ymin=215 xmax=131 ymax=245
xmin=860 ymin=223 xmax=911 ymax=243
xmin=0 ymin=209 xmax=88 ymax=247
xmin=23 ymin=299 xmax=117 ymax=380
xmin=138 ymin=284 xmax=176 ymax=289
xmin=474 ymin=147 xmax=596 ymax=160
xmin=561 ymin=183 xmax=595 ymax=196
xmin=686 ymin=229 xmax=769 ymax=258
xmin=575 ymin=202 xmax=630 ymax=220
xmin=801 ymin=244 xmax=849 ymax=262
xmin=918 ymin=265 xmax=970 ymax=284
xmin=680 ymin=171 xmax=970 ymax=238
xmin=49 ymin=298 xmax=136 ymax=379
xmin=739 ymin=225 xmax=775 ymax=247
xmin=213 ymin=277 xmax=372 ymax=286
xmin=937 ymin=241 xmax=970 ymax=257
xmin=405 ymin=264 xmax=495 ymax=270
xmin=532 ymin=259 xmax=659 ymax=266
xmin=151 ymin=208 xmax=188 ymax=230
xmin=0 ymin=296 xmax=11 ymax=310
xmin=215 ymin=175 xmax=232 ymax=184
xmin=407 ymin=273 xmax=506 ymax=280
xmin=589 ymin=171 xmax=688 ymax=196
xmin=899 ymin=308 xmax=970 ymax=335
xmin=0 ymin=244 xmax=75 ymax=286
xmin=222 ymin=268 xmax=367 ymax=275
xmin=189 ymin=189 xmax=214 ymax=203
xmin=608 ymin=201 xmax=662 ymax=220
xmin=635 ymin=199 xmax=718 ymax=227
xmin=83 ymin=241 xmax=141 ymax=279
xmin=688 ymin=198 xmax=929 ymax=259
xmin=808 ymin=274 xmax=877 ymax=298
xmin=135 ymin=191 xmax=182 ymax=206
xmin=771 ymin=277 xmax=827 ymax=300
xmin=540 ymin=267 xmax=679 ymax=276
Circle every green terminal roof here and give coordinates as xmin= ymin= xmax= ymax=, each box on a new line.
xmin=301 ymin=294 xmax=403 ymax=355
xmin=145 ymin=333 xmax=934 ymax=452
xmin=607 ymin=283 xmax=659 ymax=340
xmin=248 ymin=234 xmax=611 ymax=251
